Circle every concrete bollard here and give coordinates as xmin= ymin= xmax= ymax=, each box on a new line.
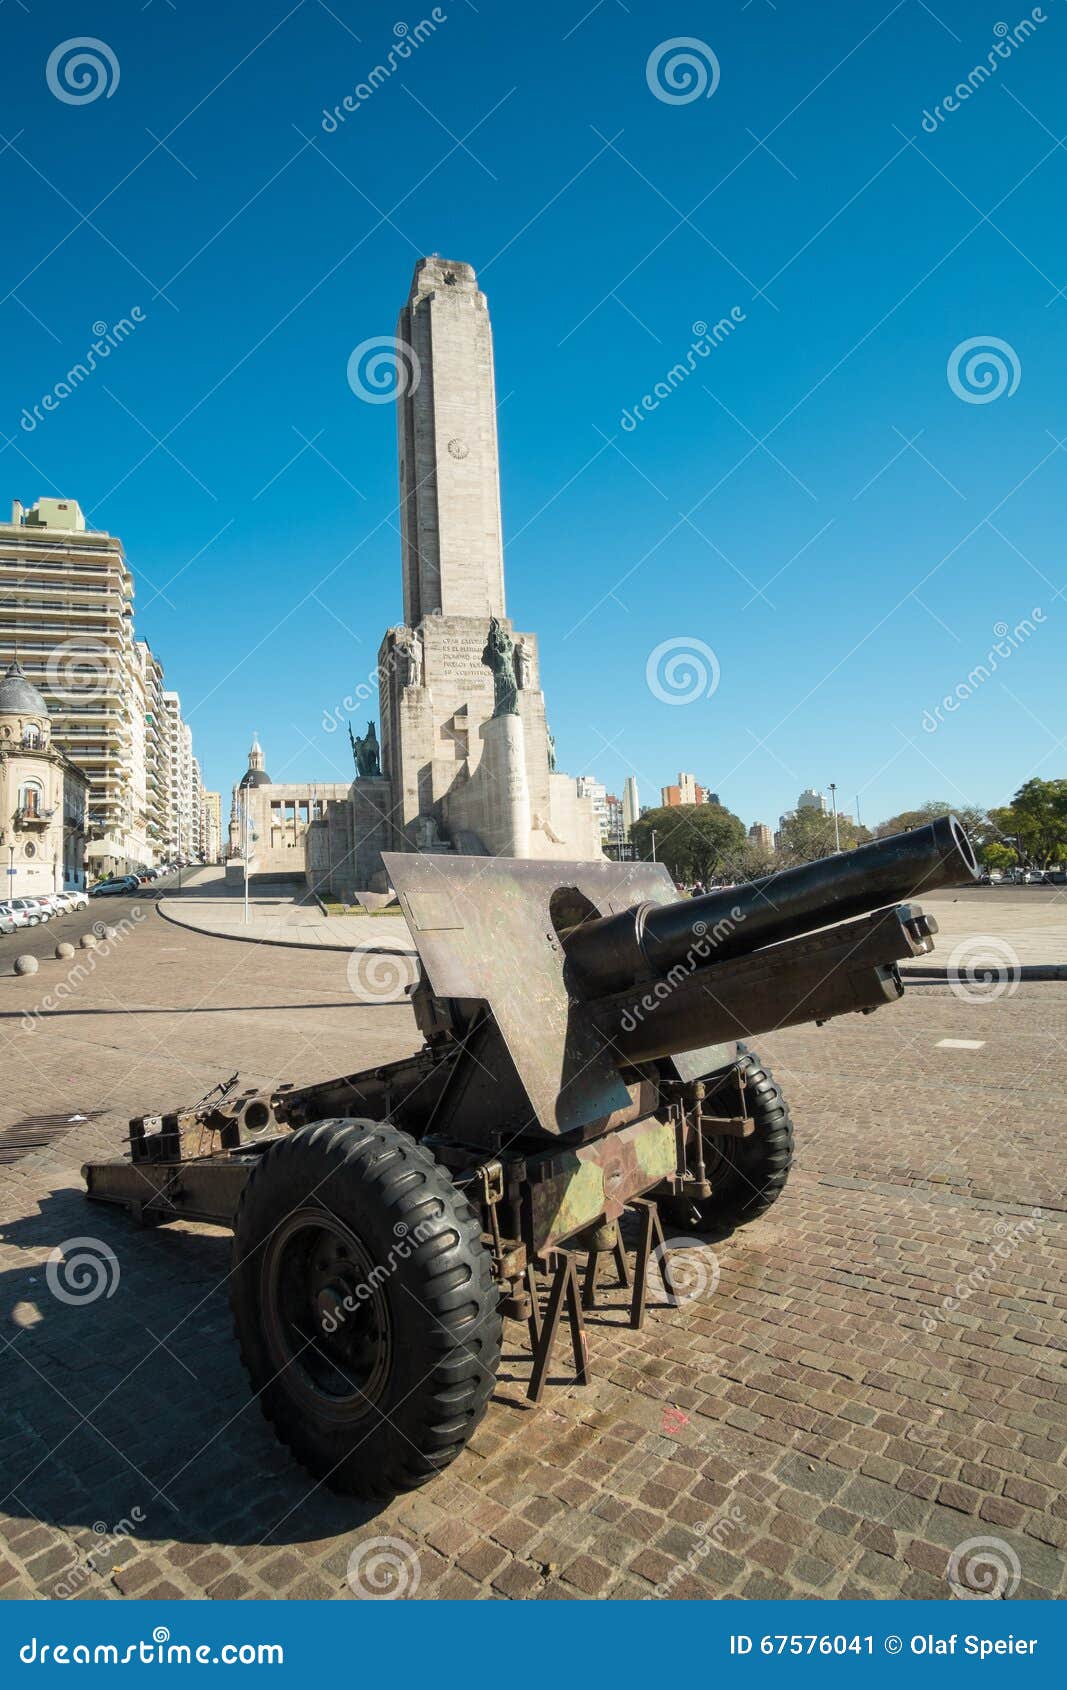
xmin=14 ymin=954 xmax=39 ymax=976
xmin=98 ymin=925 xmax=119 ymax=942
xmin=79 ymin=933 xmax=98 ymax=950
xmin=55 ymin=941 xmax=76 ymax=960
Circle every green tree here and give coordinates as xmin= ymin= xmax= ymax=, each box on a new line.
xmin=979 ymin=841 xmax=1015 ymax=872
xmin=990 ymin=779 xmax=1067 ymax=867
xmin=777 ymin=808 xmax=860 ymax=865
xmin=875 ymin=801 xmax=990 ymax=846
xmin=630 ymin=804 xmax=746 ymax=885
xmin=729 ymin=842 xmax=777 ymax=883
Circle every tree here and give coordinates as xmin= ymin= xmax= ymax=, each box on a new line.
xmin=729 ymin=842 xmax=777 ymax=883
xmin=876 ymin=801 xmax=990 ymax=846
xmin=989 ymin=779 xmax=1067 ymax=868
xmin=979 ymin=841 xmax=1015 ymax=872
xmin=630 ymin=804 xmax=746 ymax=885
xmin=777 ymin=808 xmax=860 ymax=865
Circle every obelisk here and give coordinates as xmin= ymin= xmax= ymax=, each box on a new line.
xmin=396 ymin=257 xmax=506 ymax=624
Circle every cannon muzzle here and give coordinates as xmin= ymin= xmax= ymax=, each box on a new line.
xmin=565 ymin=813 xmax=978 ymax=994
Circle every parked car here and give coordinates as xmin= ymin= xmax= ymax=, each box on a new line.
xmin=1 ymin=898 xmax=45 ymax=926
xmin=37 ymin=894 xmax=71 ymax=917
xmin=62 ymin=888 xmax=89 ymax=909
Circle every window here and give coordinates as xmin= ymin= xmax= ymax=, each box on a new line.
xmin=22 ymin=725 xmax=41 ymax=749
xmin=19 ymin=782 xmax=43 ymax=817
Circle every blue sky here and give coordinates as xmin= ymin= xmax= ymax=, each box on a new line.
xmin=1 ymin=0 xmax=1064 ymax=829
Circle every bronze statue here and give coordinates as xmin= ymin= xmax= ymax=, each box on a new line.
xmin=349 ymin=719 xmax=381 ymax=778
xmin=547 ymin=727 xmax=556 ymax=773
xmin=481 ymin=616 xmax=517 ymax=717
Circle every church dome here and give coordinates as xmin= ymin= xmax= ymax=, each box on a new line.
xmin=239 ymin=767 xmax=271 ymax=789
xmin=0 ymin=660 xmax=48 ymax=718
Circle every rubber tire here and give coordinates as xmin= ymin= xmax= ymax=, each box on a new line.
xmin=662 ymin=1044 xmax=794 ymax=1233
xmin=230 ymin=1118 xmax=501 ymax=1500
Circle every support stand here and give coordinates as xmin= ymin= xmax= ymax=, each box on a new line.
xmin=581 ymin=1232 xmax=631 ymax=1310
xmin=628 ymin=1198 xmax=678 ymax=1330
xmin=526 ymin=1251 xmax=588 ymax=1404
xmin=523 ymin=1199 xmax=678 ymax=1401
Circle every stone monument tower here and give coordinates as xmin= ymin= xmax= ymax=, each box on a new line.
xmin=332 ymin=256 xmax=602 ymax=895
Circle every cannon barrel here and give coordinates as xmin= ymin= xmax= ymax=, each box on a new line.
xmin=566 ymin=814 xmax=978 ymax=995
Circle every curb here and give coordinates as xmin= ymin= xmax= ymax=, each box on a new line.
xmin=901 ymin=963 xmax=1067 ymax=983
xmin=155 ymin=899 xmax=417 ymax=958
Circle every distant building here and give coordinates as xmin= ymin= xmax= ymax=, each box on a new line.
xmin=603 ymin=793 xmax=625 ymax=850
xmin=748 ymin=822 xmax=774 ymax=852
xmin=797 ymin=788 xmax=828 ymax=813
xmin=622 ymin=775 xmax=639 ymax=837
xmin=229 ymin=735 xmax=350 ymax=883
xmin=662 ymin=772 xmax=706 ymax=807
xmin=0 ymin=660 xmax=88 ymax=893
xmin=202 ymin=791 xmax=222 ymax=864
xmin=576 ymin=776 xmax=612 ymax=844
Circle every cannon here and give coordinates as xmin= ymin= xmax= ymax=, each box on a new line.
xmin=82 ymin=815 xmax=977 ymax=1499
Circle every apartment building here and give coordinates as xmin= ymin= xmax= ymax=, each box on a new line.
xmin=0 ymin=499 xmax=204 ymax=876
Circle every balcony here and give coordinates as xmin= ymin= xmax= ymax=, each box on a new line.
xmin=15 ymin=805 xmax=56 ymax=828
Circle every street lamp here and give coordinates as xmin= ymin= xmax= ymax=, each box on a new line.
xmin=650 ymin=829 xmax=658 ymax=863
xmin=828 ymin=783 xmax=841 ymax=852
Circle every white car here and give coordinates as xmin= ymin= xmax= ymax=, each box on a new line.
xmin=62 ymin=889 xmax=90 ymax=910
xmin=0 ymin=899 xmax=44 ymax=928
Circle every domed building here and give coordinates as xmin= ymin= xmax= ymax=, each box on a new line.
xmin=239 ymin=735 xmax=271 ymax=791
xmin=226 ymin=733 xmax=350 ymax=883
xmin=0 ymin=660 xmax=88 ymax=896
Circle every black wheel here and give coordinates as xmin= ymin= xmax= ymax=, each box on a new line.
xmin=661 ymin=1044 xmax=794 ymax=1233
xmin=229 ymin=1118 xmax=501 ymax=1500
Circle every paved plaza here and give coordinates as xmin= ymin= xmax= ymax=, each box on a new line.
xmin=0 ymin=891 xmax=1064 ymax=1601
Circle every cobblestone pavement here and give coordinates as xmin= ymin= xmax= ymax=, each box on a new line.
xmin=0 ymin=904 xmax=1063 ymax=1601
